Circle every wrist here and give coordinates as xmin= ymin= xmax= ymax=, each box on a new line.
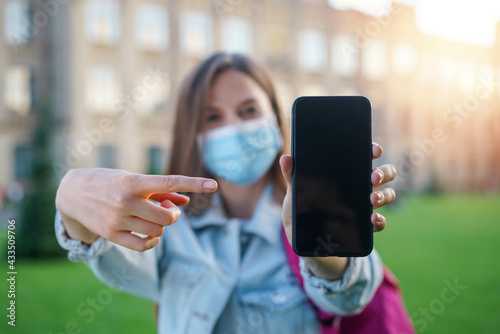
xmin=301 ymin=256 xmax=348 ymax=281
xmin=59 ymin=212 xmax=98 ymax=245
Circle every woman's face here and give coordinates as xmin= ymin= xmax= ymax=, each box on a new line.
xmin=200 ymin=69 xmax=275 ymax=133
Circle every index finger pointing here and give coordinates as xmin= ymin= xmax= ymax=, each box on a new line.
xmin=131 ymin=174 xmax=218 ymax=195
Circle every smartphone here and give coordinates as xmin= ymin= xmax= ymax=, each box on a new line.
xmin=292 ymin=96 xmax=373 ymax=257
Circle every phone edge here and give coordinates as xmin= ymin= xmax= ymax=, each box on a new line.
xmin=291 ymin=96 xmax=374 ymax=257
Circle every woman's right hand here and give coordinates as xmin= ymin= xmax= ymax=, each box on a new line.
xmin=55 ymin=168 xmax=218 ymax=251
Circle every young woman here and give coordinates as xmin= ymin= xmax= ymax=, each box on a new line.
xmin=55 ymin=53 xmax=401 ymax=333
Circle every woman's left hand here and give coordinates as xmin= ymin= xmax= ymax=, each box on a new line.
xmin=279 ymin=142 xmax=397 ymax=250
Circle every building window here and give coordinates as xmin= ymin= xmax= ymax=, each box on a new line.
xmin=135 ymin=69 xmax=170 ymax=116
xmin=3 ymin=65 xmax=32 ymax=116
xmin=98 ymin=145 xmax=117 ymax=168
xmin=135 ymin=4 xmax=169 ymax=53
xmin=147 ymin=146 xmax=164 ymax=175
xmin=331 ymin=34 xmax=359 ymax=77
xmin=85 ymin=0 xmax=121 ymax=46
xmin=85 ymin=65 xmax=121 ymax=114
xmin=299 ymin=29 xmax=327 ymax=73
xmin=362 ymin=39 xmax=388 ymax=80
xmin=14 ymin=144 xmax=33 ymax=180
xmin=392 ymin=43 xmax=417 ymax=76
xmin=3 ymin=0 xmax=32 ymax=46
xmin=221 ymin=17 xmax=252 ymax=55
xmin=180 ymin=11 xmax=213 ymax=58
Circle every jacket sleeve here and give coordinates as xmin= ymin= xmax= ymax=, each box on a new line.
xmin=54 ymin=210 xmax=162 ymax=303
xmin=299 ymin=249 xmax=383 ymax=315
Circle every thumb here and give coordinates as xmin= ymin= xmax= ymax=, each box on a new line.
xmin=149 ymin=192 xmax=190 ymax=206
xmin=279 ymin=155 xmax=293 ymax=188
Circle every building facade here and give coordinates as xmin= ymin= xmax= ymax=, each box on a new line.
xmin=1 ymin=0 xmax=499 ymax=196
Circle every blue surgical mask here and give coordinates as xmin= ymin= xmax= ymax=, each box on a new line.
xmin=197 ymin=116 xmax=283 ymax=185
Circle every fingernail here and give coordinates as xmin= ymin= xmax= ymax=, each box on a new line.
xmin=376 ymin=213 xmax=383 ymax=222
xmin=377 ymin=192 xmax=383 ymax=204
xmin=203 ymin=180 xmax=217 ymax=190
xmin=377 ymin=171 xmax=384 ymax=183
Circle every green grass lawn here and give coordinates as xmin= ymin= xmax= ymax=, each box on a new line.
xmin=375 ymin=194 xmax=500 ymax=334
xmin=1 ymin=194 xmax=499 ymax=334
xmin=0 ymin=259 xmax=156 ymax=334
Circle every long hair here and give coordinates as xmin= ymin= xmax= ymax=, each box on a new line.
xmin=166 ymin=52 xmax=289 ymax=216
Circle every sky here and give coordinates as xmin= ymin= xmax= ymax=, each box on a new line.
xmin=327 ymin=0 xmax=500 ymax=47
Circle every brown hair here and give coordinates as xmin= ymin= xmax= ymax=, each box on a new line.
xmin=166 ymin=52 xmax=289 ymax=216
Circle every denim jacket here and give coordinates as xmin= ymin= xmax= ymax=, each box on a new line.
xmin=55 ymin=183 xmax=383 ymax=334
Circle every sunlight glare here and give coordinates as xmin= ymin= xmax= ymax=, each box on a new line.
xmin=415 ymin=0 xmax=499 ymax=47
xmin=327 ymin=0 xmax=500 ymax=47
xmin=327 ymin=0 xmax=392 ymax=17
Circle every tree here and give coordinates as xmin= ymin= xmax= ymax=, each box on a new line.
xmin=17 ymin=100 xmax=65 ymax=258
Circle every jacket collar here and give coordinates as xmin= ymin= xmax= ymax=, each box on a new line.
xmin=188 ymin=182 xmax=282 ymax=245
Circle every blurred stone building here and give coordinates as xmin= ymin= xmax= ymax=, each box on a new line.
xmin=1 ymin=0 xmax=499 ymax=195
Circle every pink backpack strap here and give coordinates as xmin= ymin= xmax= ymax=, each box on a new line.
xmin=281 ymin=226 xmax=416 ymax=334
xmin=282 ymin=228 xmax=340 ymax=334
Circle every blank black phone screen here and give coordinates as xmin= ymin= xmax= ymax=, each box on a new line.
xmin=292 ymin=96 xmax=373 ymax=257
